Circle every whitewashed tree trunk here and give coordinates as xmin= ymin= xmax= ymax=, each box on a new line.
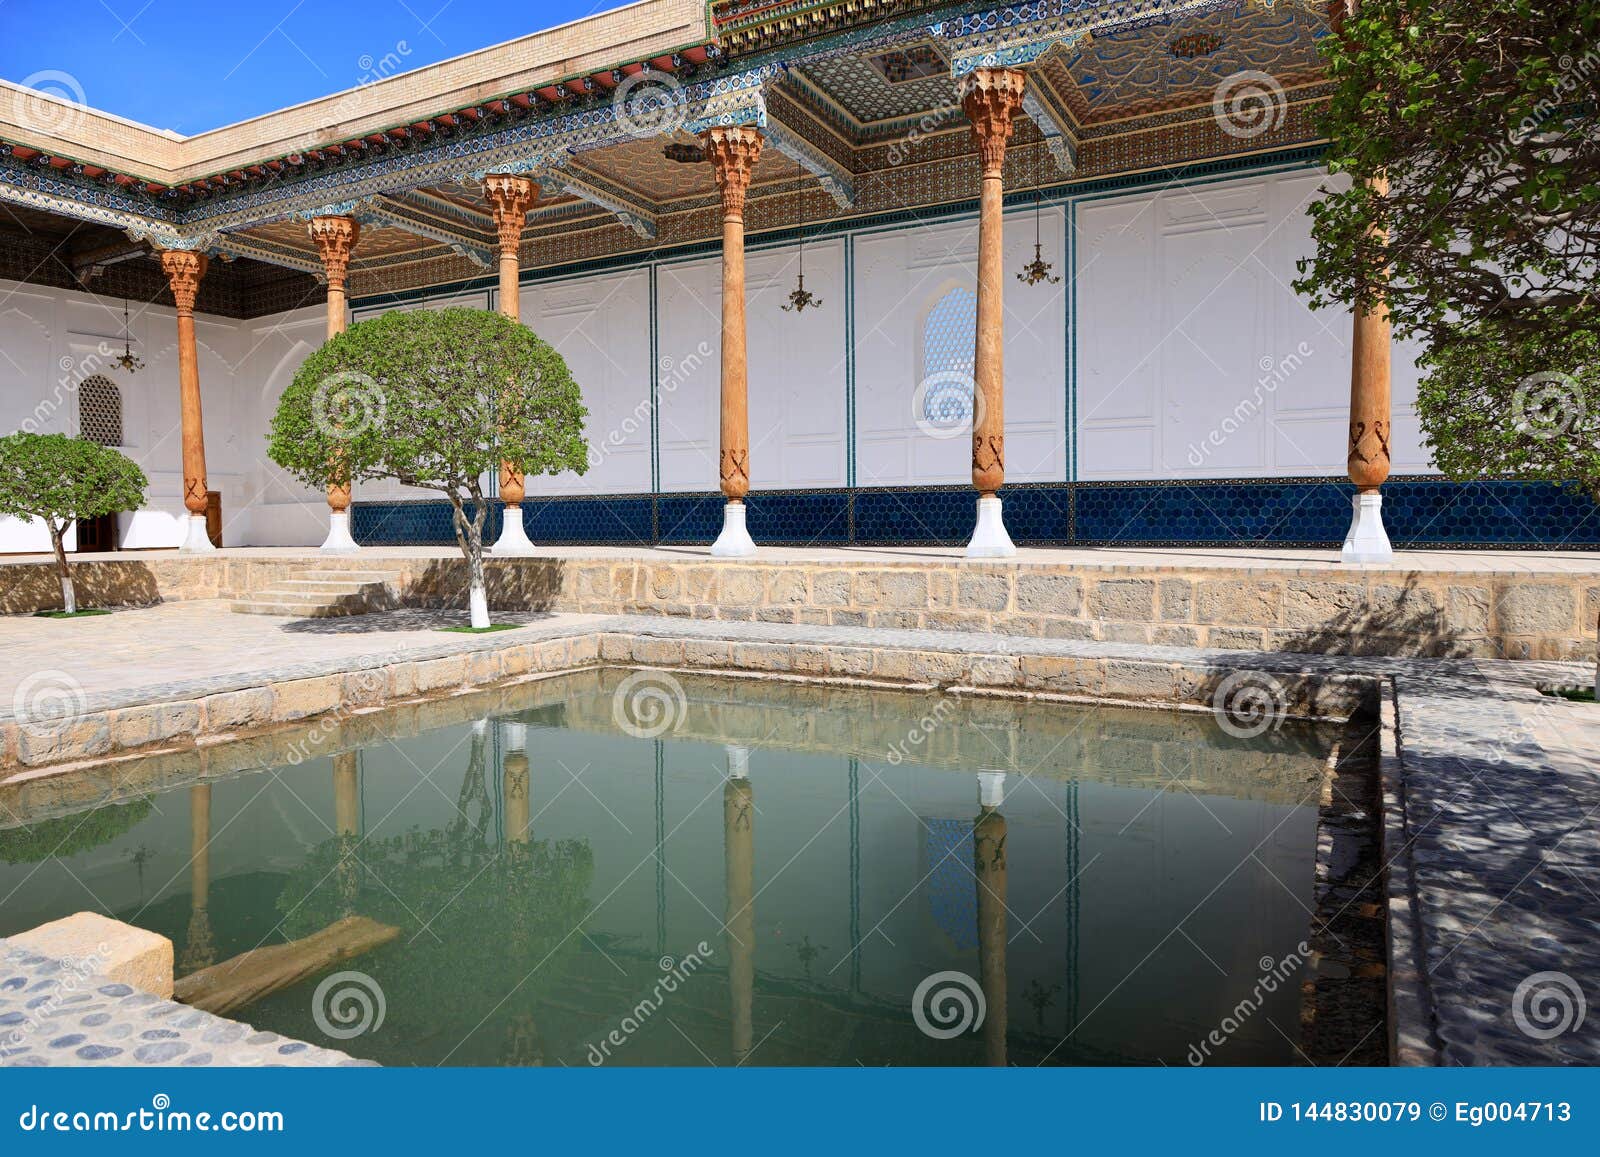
xmin=48 ymin=523 xmax=76 ymax=614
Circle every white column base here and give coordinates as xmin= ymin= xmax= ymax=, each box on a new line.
xmin=319 ymin=510 xmax=360 ymax=554
xmin=1341 ymin=492 xmax=1393 ymax=564
xmin=978 ymin=771 xmax=1007 ymax=808
xmin=725 ymin=744 xmax=751 ymax=780
xmin=711 ymin=501 xmax=757 ymax=558
xmin=178 ymin=513 xmax=215 ymax=554
xmin=502 ymin=721 xmax=527 ymax=753
xmin=491 ymin=505 xmax=538 ymax=556
xmin=965 ymin=495 xmax=1016 ymax=559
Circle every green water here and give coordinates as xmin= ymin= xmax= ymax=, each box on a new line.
xmin=0 ymin=671 xmax=1334 ymax=1066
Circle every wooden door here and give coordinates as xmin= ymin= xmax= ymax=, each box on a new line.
xmin=205 ymin=491 xmax=222 ymax=548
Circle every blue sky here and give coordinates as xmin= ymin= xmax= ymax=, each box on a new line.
xmin=0 ymin=0 xmax=622 ymax=135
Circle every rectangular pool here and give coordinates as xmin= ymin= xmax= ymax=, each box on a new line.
xmin=0 ymin=669 xmax=1336 ymax=1066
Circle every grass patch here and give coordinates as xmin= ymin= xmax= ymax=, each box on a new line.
xmin=436 ymin=622 xmax=526 ymax=634
xmin=33 ymin=608 xmax=112 ymax=619
xmin=1548 ymin=686 xmax=1596 ymax=703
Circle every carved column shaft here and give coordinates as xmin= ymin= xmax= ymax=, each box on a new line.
xmin=310 ymin=216 xmax=361 ymax=516
xmin=483 ymin=173 xmax=538 ymax=508
xmin=1347 ymin=174 xmax=1392 ymax=493
xmin=975 ymin=803 xmax=1008 ymax=1067
xmin=703 ymin=126 xmax=763 ymax=503
xmin=960 ymin=69 xmax=1026 ymax=498
xmin=159 ymin=249 xmax=210 ymax=518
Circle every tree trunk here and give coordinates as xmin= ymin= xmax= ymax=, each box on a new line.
xmin=448 ymin=492 xmax=491 ymax=630
xmin=49 ymin=522 xmax=76 ymax=615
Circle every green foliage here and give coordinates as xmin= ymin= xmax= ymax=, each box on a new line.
xmin=266 ymin=308 xmax=589 ymax=498
xmin=0 ymin=797 xmax=153 ymax=865
xmin=0 ymin=433 xmax=148 ymax=530
xmin=1294 ymin=0 xmax=1600 ymax=496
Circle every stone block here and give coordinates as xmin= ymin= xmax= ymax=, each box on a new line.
xmin=1090 ymin=579 xmax=1155 ymax=621
xmin=732 ymin=644 xmax=791 ymax=672
xmin=968 ymin=655 xmax=1021 ymax=687
xmin=828 ymin=648 xmax=874 ymax=677
xmin=958 ymin=573 xmax=1011 ymax=611
xmin=202 ymin=687 xmax=274 ymax=732
xmin=1282 ymin=581 xmax=1366 ymax=628
xmin=1019 ymin=655 xmax=1103 ymax=695
xmin=270 ymin=674 xmax=345 ymax=722
xmin=11 ymin=911 xmax=174 ymax=999
xmin=767 ymin=570 xmax=809 ymax=605
xmin=1446 ymin=586 xmax=1492 ymax=634
xmin=870 ymin=611 xmax=922 ymax=629
xmin=410 ymin=657 xmax=467 ymax=695
xmin=464 ymin=650 xmax=501 ymax=686
xmin=1103 ymin=661 xmax=1176 ymax=700
xmin=1495 ymin=584 xmax=1577 ymax=634
xmin=648 ymin=567 xmax=680 ymax=601
xmin=873 ymin=649 xmax=964 ymax=684
xmin=109 ymin=702 xmax=200 ymax=750
xmin=1016 ymin=572 xmax=1083 ymax=616
xmin=1196 ymin=580 xmax=1282 ymax=626
xmin=631 ymin=637 xmax=686 ymax=666
xmin=1158 ymin=578 xmax=1193 ymax=621
xmin=813 ymin=570 xmax=851 ymax=606
xmin=755 ymin=608 xmax=797 ymax=624
xmin=1207 ymin=627 xmax=1266 ymax=651
xmin=16 ymin=717 xmax=111 ymax=766
xmin=719 ymin=568 xmax=766 ymax=606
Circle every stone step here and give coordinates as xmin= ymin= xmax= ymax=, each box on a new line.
xmin=277 ymin=579 xmax=389 ymax=595
xmin=230 ymin=599 xmax=359 ymax=617
xmin=294 ymin=570 xmax=403 ymax=583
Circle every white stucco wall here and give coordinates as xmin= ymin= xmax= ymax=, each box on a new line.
xmin=0 ymin=165 xmax=1437 ymax=553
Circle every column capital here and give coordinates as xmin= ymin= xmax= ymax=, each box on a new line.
xmin=702 ymin=125 xmax=764 ymax=219
xmin=158 ymin=249 xmax=208 ymax=314
xmin=959 ymin=68 xmax=1027 ymax=176
xmin=308 ymin=215 xmax=361 ymax=285
xmin=482 ymin=172 xmax=538 ymax=252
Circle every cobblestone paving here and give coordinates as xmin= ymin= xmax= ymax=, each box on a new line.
xmin=0 ymin=943 xmax=366 ymax=1067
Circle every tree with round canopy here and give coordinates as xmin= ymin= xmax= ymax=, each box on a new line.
xmin=267 ymin=308 xmax=589 ymax=628
xmin=0 ymin=432 xmax=148 ymax=615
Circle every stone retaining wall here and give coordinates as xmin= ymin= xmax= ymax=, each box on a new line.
xmin=3 ymin=553 xmax=1595 ymax=660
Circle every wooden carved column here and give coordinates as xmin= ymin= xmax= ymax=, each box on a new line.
xmin=483 ymin=173 xmax=540 ymax=555
xmin=159 ymin=249 xmax=215 ymax=552
xmin=1342 ymin=172 xmax=1394 ymax=562
xmin=703 ymin=126 xmax=763 ymax=558
xmin=960 ymin=68 xmax=1026 ymax=558
xmin=310 ymin=216 xmax=362 ymax=553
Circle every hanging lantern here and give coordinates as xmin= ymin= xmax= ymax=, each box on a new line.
xmin=1017 ymin=190 xmax=1061 ymax=286
xmin=112 ymin=298 xmax=144 ymax=373
xmin=782 ymin=163 xmax=822 ymax=313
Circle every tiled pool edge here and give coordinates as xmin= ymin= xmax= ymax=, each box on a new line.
xmin=0 ymin=941 xmax=370 ymax=1068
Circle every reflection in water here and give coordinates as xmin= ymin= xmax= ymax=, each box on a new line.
xmin=975 ymin=772 xmax=1008 ymax=1067
xmin=0 ymin=671 xmax=1334 ymax=1066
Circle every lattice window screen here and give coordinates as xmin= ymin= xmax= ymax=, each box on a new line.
xmin=920 ymin=287 xmax=977 ymax=428
xmin=79 ymin=375 xmax=123 ymax=447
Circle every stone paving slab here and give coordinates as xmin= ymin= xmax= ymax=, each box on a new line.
xmin=0 ymin=941 xmax=368 ymax=1067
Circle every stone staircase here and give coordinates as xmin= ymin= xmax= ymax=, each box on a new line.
xmin=230 ymin=566 xmax=405 ymax=618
